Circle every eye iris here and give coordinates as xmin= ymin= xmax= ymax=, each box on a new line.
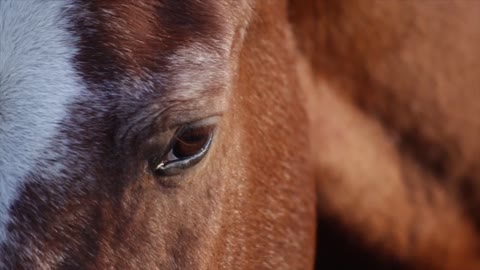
xmin=172 ymin=126 xmax=213 ymax=158
xmin=148 ymin=119 xmax=218 ymax=178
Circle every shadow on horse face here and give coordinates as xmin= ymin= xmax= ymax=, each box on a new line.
xmin=0 ymin=1 xmax=315 ymax=268
xmin=4 ymin=1 xmax=480 ymax=269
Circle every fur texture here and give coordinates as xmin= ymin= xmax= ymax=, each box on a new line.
xmin=4 ymin=1 xmax=479 ymax=269
xmin=0 ymin=0 xmax=316 ymax=269
xmin=0 ymin=0 xmax=82 ymax=245
xmin=290 ymin=1 xmax=480 ymax=269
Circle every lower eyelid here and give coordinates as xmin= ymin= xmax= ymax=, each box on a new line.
xmin=151 ymin=131 xmax=214 ymax=176
xmin=146 ymin=116 xmax=219 ymax=177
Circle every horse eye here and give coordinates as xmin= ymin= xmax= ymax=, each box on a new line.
xmin=149 ymin=123 xmax=216 ymax=177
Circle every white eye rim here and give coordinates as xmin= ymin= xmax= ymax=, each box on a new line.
xmin=148 ymin=116 xmax=219 ymax=177
xmin=153 ymin=133 xmax=213 ymax=176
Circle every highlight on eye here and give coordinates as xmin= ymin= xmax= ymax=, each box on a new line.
xmin=148 ymin=118 xmax=217 ymax=177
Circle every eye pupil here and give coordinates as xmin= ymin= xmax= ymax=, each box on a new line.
xmin=172 ymin=126 xmax=213 ymax=159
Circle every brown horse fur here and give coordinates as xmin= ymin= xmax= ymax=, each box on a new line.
xmin=290 ymin=1 xmax=480 ymax=269
xmin=1 ymin=0 xmax=317 ymax=269
xmin=1 ymin=0 xmax=480 ymax=269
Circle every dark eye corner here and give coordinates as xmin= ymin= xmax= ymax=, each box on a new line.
xmin=148 ymin=117 xmax=218 ymax=178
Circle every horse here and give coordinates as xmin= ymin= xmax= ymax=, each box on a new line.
xmin=0 ymin=0 xmax=316 ymax=268
xmin=296 ymin=1 xmax=480 ymax=269
xmin=1 ymin=0 xmax=480 ymax=269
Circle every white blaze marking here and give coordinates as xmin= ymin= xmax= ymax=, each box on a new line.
xmin=0 ymin=0 xmax=82 ymax=243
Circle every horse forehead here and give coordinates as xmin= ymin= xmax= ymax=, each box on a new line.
xmin=0 ymin=0 xmax=82 ymax=243
xmin=73 ymin=0 xmax=237 ymax=91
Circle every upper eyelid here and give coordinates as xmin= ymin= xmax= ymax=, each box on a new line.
xmin=147 ymin=111 xmax=222 ymax=136
xmin=175 ymin=115 xmax=221 ymax=131
xmin=118 ymin=108 xmax=221 ymax=151
xmin=157 ymin=114 xmax=222 ymax=142
xmin=174 ymin=125 xmax=217 ymax=147
xmin=140 ymin=115 xmax=220 ymax=160
xmin=167 ymin=116 xmax=220 ymax=151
